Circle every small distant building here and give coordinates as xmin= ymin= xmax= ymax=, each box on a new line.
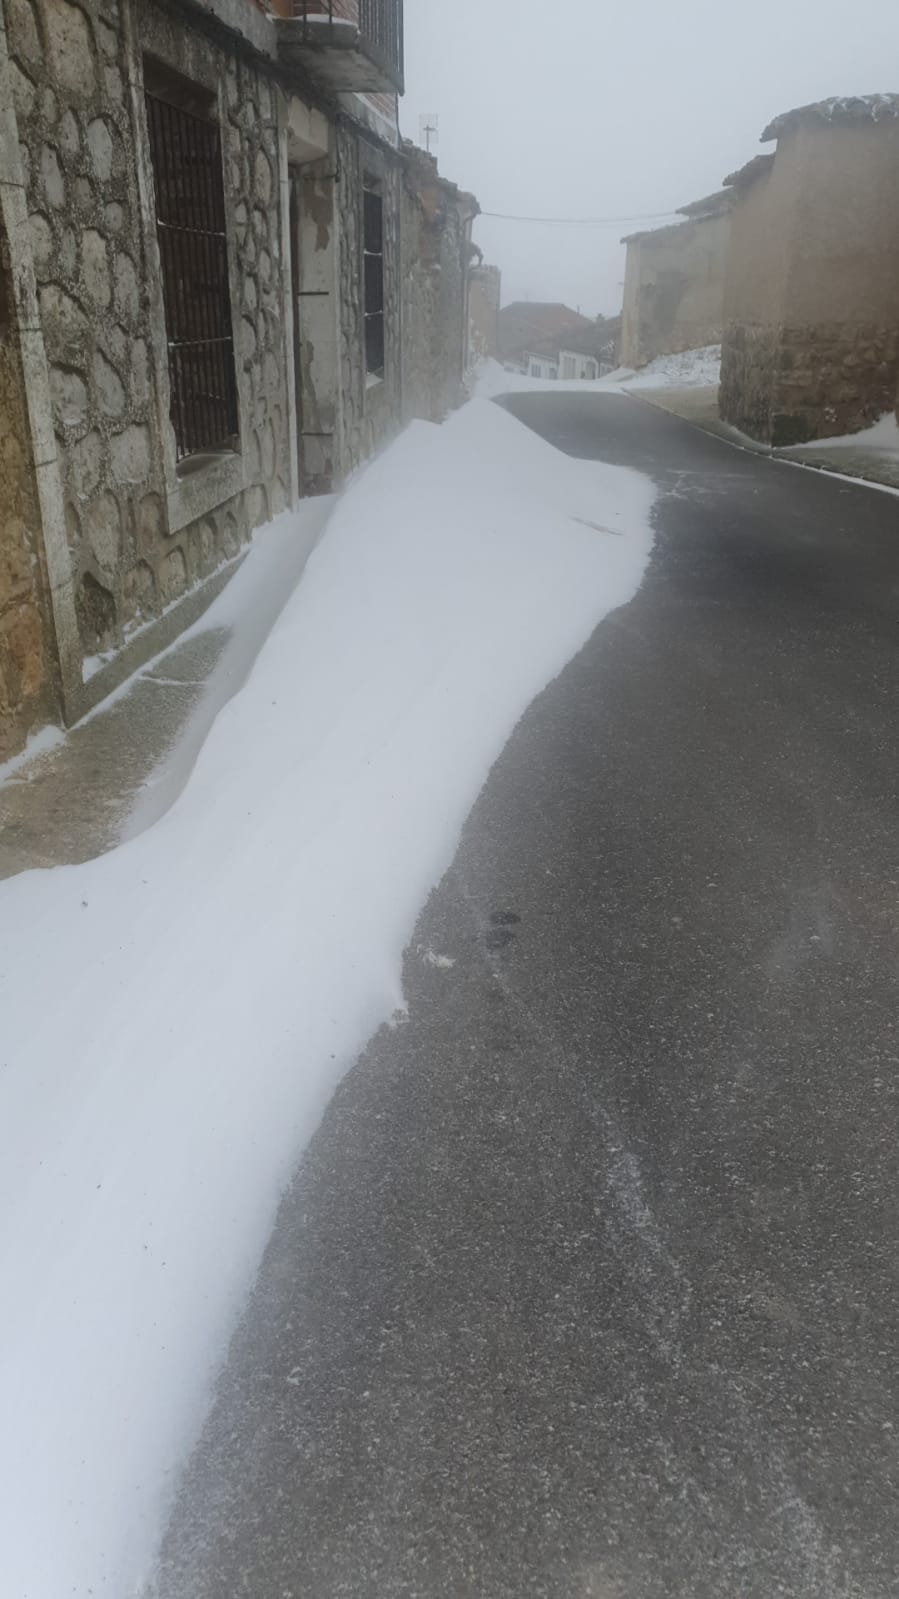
xmin=468 ymin=264 xmax=502 ymax=364
xmin=719 ymin=95 xmax=899 ymax=445
xmin=523 ymin=320 xmax=619 ymax=381
xmin=498 ymin=302 xmax=594 ymax=371
xmin=619 ymin=191 xmax=733 ymax=369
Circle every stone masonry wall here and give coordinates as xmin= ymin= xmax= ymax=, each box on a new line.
xmin=400 ymin=148 xmax=469 ymax=424
xmin=773 ymin=322 xmax=899 ymax=445
xmin=5 ymin=0 xmax=289 ymax=675
xmin=337 ymin=124 xmax=402 ymax=470
xmin=0 ymin=228 xmax=56 ymax=759
xmin=720 ymin=121 xmax=899 ymax=445
xmin=468 ymin=264 xmax=500 ymax=364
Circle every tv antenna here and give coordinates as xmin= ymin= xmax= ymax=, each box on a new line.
xmin=419 ymin=113 xmax=439 ymax=155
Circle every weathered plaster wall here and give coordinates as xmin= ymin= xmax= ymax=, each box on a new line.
xmin=5 ymin=0 xmax=290 ymax=677
xmin=620 ymin=209 xmax=731 ymax=369
xmin=0 ymin=231 xmax=56 ymax=758
xmin=719 ymin=159 xmax=788 ymax=443
xmin=721 ymin=120 xmax=899 ymax=444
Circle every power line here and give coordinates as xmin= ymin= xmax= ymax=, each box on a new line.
xmin=479 ymin=208 xmax=680 ymax=229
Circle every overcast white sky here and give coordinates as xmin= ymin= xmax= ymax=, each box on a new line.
xmin=399 ymin=0 xmax=898 ymax=319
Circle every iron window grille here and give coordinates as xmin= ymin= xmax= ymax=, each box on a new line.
xmin=145 ymin=88 xmax=239 ymax=463
xmin=363 ymin=179 xmax=385 ymax=379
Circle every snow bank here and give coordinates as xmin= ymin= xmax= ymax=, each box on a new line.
xmin=788 ymin=411 xmax=899 ymax=454
xmin=625 ymin=344 xmax=721 ymax=390
xmin=0 ymin=399 xmax=655 ymax=1598
xmin=470 ymin=356 xmax=635 ymax=399
xmin=471 ymin=345 xmax=720 ymax=402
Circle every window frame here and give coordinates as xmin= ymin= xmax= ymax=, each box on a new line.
xmin=143 ymin=59 xmax=240 ymax=467
xmin=362 ymin=174 xmax=385 ymax=383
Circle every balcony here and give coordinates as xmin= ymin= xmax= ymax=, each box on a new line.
xmin=277 ymin=1 xmax=404 ymax=96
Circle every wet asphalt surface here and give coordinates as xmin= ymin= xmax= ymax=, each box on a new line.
xmin=150 ymin=396 xmax=899 ymax=1598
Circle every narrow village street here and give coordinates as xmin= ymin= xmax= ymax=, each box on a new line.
xmin=150 ymin=396 xmax=899 ymax=1599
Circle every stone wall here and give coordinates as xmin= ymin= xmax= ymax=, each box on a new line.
xmin=720 ymin=116 xmax=899 ymax=444
xmin=4 ymin=0 xmax=290 ymax=681
xmin=620 ymin=208 xmax=731 ymax=370
xmin=468 ymin=263 xmax=500 ymax=364
xmin=336 ymin=123 xmax=402 ymax=468
xmin=400 ymin=147 xmax=471 ymax=423
xmin=0 ymin=225 xmax=56 ymax=759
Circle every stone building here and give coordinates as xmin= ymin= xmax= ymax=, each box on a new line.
xmin=400 ymin=141 xmax=478 ymax=422
xmin=0 ymin=0 xmax=477 ymax=762
xmin=467 ymin=262 xmax=501 ymax=365
xmin=719 ymin=96 xmax=899 ymax=446
xmin=523 ymin=318 xmax=619 ymax=382
xmin=619 ymin=190 xmax=732 ymax=370
xmin=498 ymin=302 xmax=593 ymax=371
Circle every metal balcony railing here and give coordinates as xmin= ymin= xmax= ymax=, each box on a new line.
xmin=289 ymin=0 xmax=404 ymax=92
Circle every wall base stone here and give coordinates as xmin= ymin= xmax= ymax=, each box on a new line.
xmin=721 ymin=320 xmax=899 ymax=445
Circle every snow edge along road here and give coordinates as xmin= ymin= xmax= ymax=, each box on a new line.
xmin=0 ymin=397 xmax=656 ymax=1598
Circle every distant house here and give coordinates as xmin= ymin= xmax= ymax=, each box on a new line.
xmin=498 ymin=302 xmax=594 ymax=370
xmin=523 ymin=319 xmax=620 ymax=381
xmin=619 ymin=191 xmax=733 ymax=369
xmin=719 ymin=95 xmax=899 ymax=444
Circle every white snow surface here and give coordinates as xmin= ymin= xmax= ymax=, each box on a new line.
xmin=472 ymin=358 xmax=635 ymax=398
xmin=0 ymin=399 xmax=655 ymax=1598
xmin=625 ymin=344 xmax=721 ymax=390
xmin=472 ymin=345 xmax=720 ymax=400
xmin=788 ymin=411 xmax=899 ymax=454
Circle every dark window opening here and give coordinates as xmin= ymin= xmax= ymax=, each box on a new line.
xmin=363 ymin=180 xmax=385 ymax=380
xmin=144 ymin=67 xmax=239 ymax=464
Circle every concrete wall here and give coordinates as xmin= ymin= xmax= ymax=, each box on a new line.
xmin=620 ymin=209 xmax=731 ymax=369
xmin=720 ymin=118 xmax=899 ymax=444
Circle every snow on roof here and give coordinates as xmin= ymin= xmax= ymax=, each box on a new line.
xmin=723 ymin=153 xmax=775 ymax=189
xmin=761 ymin=94 xmax=899 ymax=142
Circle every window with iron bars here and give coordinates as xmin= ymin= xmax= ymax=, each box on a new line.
xmin=144 ymin=69 xmax=240 ymax=464
xmin=363 ymin=178 xmax=385 ymax=380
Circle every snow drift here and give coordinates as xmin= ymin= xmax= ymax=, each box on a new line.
xmin=0 ymin=398 xmax=655 ymax=1597
xmin=472 ymin=344 xmax=721 ymax=400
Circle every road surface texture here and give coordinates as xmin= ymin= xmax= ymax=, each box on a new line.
xmin=150 ymin=395 xmax=899 ymax=1599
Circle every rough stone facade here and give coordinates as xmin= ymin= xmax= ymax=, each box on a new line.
xmin=7 ymin=0 xmax=289 ymax=655
xmin=620 ymin=195 xmax=732 ymax=370
xmin=400 ymin=144 xmax=476 ymax=423
xmin=0 ymin=219 xmax=56 ymax=757
xmin=468 ymin=262 xmax=501 ymax=365
xmin=0 ymin=0 xmax=473 ymax=761
xmin=337 ymin=123 xmax=402 ymax=464
xmin=720 ymin=101 xmax=899 ymax=445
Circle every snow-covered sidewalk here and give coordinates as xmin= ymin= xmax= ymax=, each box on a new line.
xmin=0 ymin=398 xmax=656 ymax=1598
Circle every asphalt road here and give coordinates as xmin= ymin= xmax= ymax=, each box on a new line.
xmin=150 ymin=395 xmax=899 ymax=1599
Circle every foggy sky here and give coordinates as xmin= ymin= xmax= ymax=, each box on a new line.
xmin=400 ymin=0 xmax=898 ymax=319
